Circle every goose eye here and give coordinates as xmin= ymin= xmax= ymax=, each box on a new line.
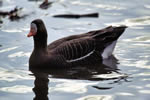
xmin=27 ymin=23 xmax=37 ymax=37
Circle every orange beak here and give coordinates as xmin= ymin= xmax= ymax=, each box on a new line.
xmin=27 ymin=32 xmax=33 ymax=37
xmin=27 ymin=28 xmax=36 ymax=37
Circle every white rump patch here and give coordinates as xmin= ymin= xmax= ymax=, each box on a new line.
xmin=102 ymin=41 xmax=117 ymax=59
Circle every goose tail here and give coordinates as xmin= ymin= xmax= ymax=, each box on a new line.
xmin=93 ymin=25 xmax=127 ymax=42
xmin=93 ymin=25 xmax=127 ymax=59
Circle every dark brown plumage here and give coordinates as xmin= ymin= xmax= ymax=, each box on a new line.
xmin=28 ymin=19 xmax=127 ymax=68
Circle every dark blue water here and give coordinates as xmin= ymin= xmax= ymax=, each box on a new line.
xmin=0 ymin=0 xmax=150 ymax=100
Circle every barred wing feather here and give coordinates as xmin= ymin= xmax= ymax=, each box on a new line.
xmin=53 ymin=37 xmax=97 ymax=62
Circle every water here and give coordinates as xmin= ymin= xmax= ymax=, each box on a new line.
xmin=0 ymin=0 xmax=150 ymax=100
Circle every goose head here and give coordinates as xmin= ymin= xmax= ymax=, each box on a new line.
xmin=27 ymin=19 xmax=48 ymax=49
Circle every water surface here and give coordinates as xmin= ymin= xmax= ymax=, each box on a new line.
xmin=0 ymin=0 xmax=150 ymax=100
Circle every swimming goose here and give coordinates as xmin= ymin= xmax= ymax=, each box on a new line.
xmin=27 ymin=19 xmax=127 ymax=68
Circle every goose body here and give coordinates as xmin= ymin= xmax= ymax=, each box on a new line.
xmin=28 ymin=19 xmax=127 ymax=68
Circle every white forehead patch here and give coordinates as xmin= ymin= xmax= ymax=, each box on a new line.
xmin=31 ymin=23 xmax=37 ymax=33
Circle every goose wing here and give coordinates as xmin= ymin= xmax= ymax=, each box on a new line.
xmin=52 ymin=36 xmax=100 ymax=63
xmin=47 ymin=26 xmax=112 ymax=50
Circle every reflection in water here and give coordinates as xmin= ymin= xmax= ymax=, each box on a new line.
xmin=106 ymin=16 xmax=150 ymax=27
xmin=123 ymin=36 xmax=150 ymax=43
xmin=30 ymin=55 xmax=128 ymax=100
xmin=28 ymin=0 xmax=43 ymax=2
xmin=32 ymin=72 xmax=49 ymax=100
xmin=0 ymin=46 xmax=18 ymax=53
xmin=145 ymin=5 xmax=150 ymax=9
xmin=0 ymin=0 xmax=150 ymax=99
xmin=71 ymin=1 xmax=125 ymax=10
xmin=76 ymin=95 xmax=113 ymax=100
xmin=0 ymin=85 xmax=32 ymax=93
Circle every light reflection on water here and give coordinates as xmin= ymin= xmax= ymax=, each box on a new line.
xmin=76 ymin=95 xmax=113 ymax=100
xmin=0 ymin=85 xmax=32 ymax=93
xmin=106 ymin=16 xmax=150 ymax=27
xmin=0 ymin=46 xmax=18 ymax=53
xmin=0 ymin=67 xmax=32 ymax=82
xmin=145 ymin=5 xmax=150 ymax=9
xmin=0 ymin=0 xmax=150 ymax=100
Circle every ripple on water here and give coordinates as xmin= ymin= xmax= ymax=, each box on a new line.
xmin=0 ymin=67 xmax=32 ymax=82
xmin=8 ymin=51 xmax=30 ymax=58
xmin=76 ymin=95 xmax=113 ymax=100
xmin=49 ymin=80 xmax=98 ymax=94
xmin=137 ymin=72 xmax=150 ymax=76
xmin=71 ymin=1 xmax=125 ymax=10
xmin=106 ymin=16 xmax=150 ymax=27
xmin=92 ymin=72 xmax=128 ymax=79
xmin=0 ymin=85 xmax=32 ymax=94
xmin=144 ymin=5 xmax=150 ymax=9
xmin=116 ymin=92 xmax=134 ymax=96
xmin=139 ymin=90 xmax=150 ymax=94
xmin=123 ymin=36 xmax=150 ymax=43
xmin=0 ymin=46 xmax=18 ymax=53
xmin=0 ymin=0 xmax=150 ymax=100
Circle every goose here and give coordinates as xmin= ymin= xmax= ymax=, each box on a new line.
xmin=27 ymin=19 xmax=127 ymax=68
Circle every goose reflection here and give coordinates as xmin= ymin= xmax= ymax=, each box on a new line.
xmin=30 ymin=55 xmax=124 ymax=100
xmin=32 ymin=72 xmax=49 ymax=100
